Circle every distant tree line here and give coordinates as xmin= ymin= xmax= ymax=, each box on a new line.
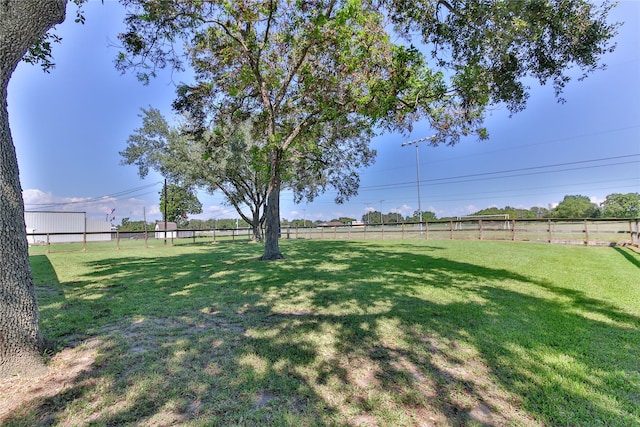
xmin=186 ymin=219 xmax=251 ymax=230
xmin=116 ymin=192 xmax=639 ymax=232
xmin=542 ymin=193 xmax=639 ymax=219
xmin=352 ymin=193 xmax=640 ymax=223
xmin=449 ymin=193 xmax=640 ymax=220
xmin=117 ymin=217 xmax=251 ymax=232
xmin=447 ymin=193 xmax=640 ymax=220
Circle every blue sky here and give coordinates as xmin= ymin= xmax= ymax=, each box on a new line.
xmin=8 ymin=0 xmax=640 ymax=224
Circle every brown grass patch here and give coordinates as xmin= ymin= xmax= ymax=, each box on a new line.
xmin=0 ymin=338 xmax=101 ymax=424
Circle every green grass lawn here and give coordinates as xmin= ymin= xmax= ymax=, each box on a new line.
xmin=6 ymin=240 xmax=640 ymax=426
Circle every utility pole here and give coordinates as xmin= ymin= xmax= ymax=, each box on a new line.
xmin=163 ymin=178 xmax=168 ymax=245
xmin=143 ymin=206 xmax=148 ymax=248
xmin=402 ymin=135 xmax=435 ymax=232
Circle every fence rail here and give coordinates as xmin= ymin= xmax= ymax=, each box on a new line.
xmin=26 ymin=218 xmax=639 ymax=254
xmin=288 ymin=218 xmax=640 ymax=246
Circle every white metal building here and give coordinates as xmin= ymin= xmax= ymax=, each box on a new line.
xmin=154 ymin=221 xmax=194 ymax=239
xmin=25 ymin=211 xmax=112 ymax=244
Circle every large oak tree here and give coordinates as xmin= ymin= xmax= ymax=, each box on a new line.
xmin=0 ymin=0 xmax=68 ymax=377
xmin=116 ymin=0 xmax=617 ymax=260
xmin=0 ymin=0 xmax=619 ymax=373
xmin=122 ymin=107 xmax=271 ymax=241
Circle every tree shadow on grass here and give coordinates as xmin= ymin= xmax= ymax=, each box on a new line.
xmin=275 ymin=241 xmax=640 ymax=425
xmin=30 ymin=255 xmax=99 ymax=342
xmin=6 ymin=240 xmax=639 ymax=425
xmin=614 ymin=246 xmax=640 ymax=269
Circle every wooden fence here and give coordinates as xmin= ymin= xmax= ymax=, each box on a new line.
xmin=286 ymin=218 xmax=640 ymax=247
xmin=27 ymin=218 xmax=639 ymax=254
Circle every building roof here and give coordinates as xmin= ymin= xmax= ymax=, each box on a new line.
xmin=320 ymin=221 xmax=347 ymax=227
xmin=155 ymin=221 xmax=178 ymax=231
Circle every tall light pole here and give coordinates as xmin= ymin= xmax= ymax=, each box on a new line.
xmin=401 ymin=135 xmax=435 ymax=231
xmin=163 ymin=178 xmax=168 ymax=245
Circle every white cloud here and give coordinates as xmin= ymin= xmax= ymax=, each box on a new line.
xmin=397 ymin=204 xmax=413 ymax=216
xmin=22 ymin=189 xmax=153 ymax=223
xmin=147 ymin=205 xmax=161 ymax=216
xmin=452 ymin=205 xmax=477 ymax=216
xmin=23 ymin=189 xmax=99 ymax=212
xmin=194 ymin=204 xmax=236 ymax=219
xmin=23 ymin=189 xmax=55 ymax=205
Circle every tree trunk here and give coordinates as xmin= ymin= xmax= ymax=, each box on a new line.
xmin=260 ymin=148 xmax=284 ymax=260
xmin=0 ymin=0 xmax=66 ymax=377
xmin=250 ymin=208 xmax=263 ymax=242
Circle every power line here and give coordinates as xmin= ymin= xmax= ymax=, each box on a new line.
xmin=301 ymin=168 xmax=639 ymax=208
xmin=423 ymin=125 xmax=640 ymax=167
xmin=426 ymin=154 xmax=639 ymax=182
xmin=24 ymin=182 xmax=162 ymax=210
xmin=371 ymin=178 xmax=639 ymax=204
xmin=356 ymin=155 xmax=639 ymax=192
xmin=424 ymin=184 xmax=640 ymax=204
xmin=360 ymin=124 xmax=640 ymax=176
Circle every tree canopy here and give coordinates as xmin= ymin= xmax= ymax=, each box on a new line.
xmin=551 ymin=195 xmax=600 ymax=219
xmin=600 ymin=192 xmax=640 ymax=218
xmin=116 ymin=0 xmax=617 ymax=259
xmin=405 ymin=210 xmax=438 ymax=223
xmin=471 ymin=206 xmax=537 ymax=219
xmin=159 ymin=183 xmax=203 ymax=227
xmin=121 ymin=107 xmax=269 ymax=241
xmin=117 ymin=217 xmax=152 ymax=232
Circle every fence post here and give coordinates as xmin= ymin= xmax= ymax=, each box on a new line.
xmin=116 ymin=231 xmax=120 ymax=250
xmin=425 ymin=221 xmax=429 ymax=240
xmin=548 ymin=219 xmax=552 ymax=243
xmin=629 ymin=219 xmax=639 ymax=247
xmin=584 ymin=219 xmax=589 ymax=246
xmin=83 ymin=229 xmax=87 ymax=252
xmin=46 ymin=233 xmax=50 ymax=254
xmin=450 ymin=220 xmax=454 ymax=240
xmin=479 ymin=219 xmax=483 ymax=241
xmin=511 ymin=220 xmax=516 ymax=241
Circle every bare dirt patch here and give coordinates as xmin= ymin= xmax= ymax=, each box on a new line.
xmin=0 ymin=338 xmax=101 ymax=423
